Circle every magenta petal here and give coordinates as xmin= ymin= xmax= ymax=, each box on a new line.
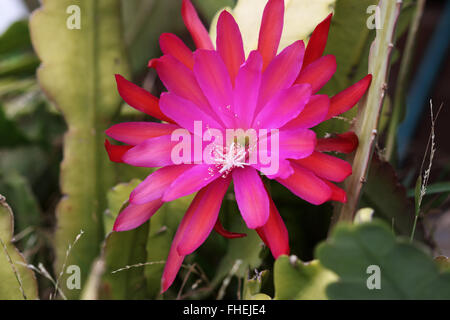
xmin=193 ymin=50 xmax=234 ymax=127
xmin=295 ymin=55 xmax=336 ymax=93
xmin=281 ymin=95 xmax=329 ymax=130
xmin=130 ymin=165 xmax=194 ymax=204
xmin=258 ymin=0 xmax=285 ymax=69
xmin=106 ymin=122 xmax=179 ymax=145
xmin=255 ymin=158 xmax=294 ymax=180
xmin=257 ymin=41 xmax=305 ymax=112
xmin=233 ymin=167 xmax=270 ymax=229
xmin=217 ymin=11 xmax=245 ymax=83
xmin=278 ymin=128 xmax=316 ymax=160
xmin=113 ymin=199 xmax=163 ymax=232
xmin=177 ymin=176 xmax=231 ymax=255
xmin=153 ymin=55 xmax=212 ymax=115
xmin=122 ymin=135 xmax=176 ymax=167
xmin=255 ymin=195 xmax=289 ymax=258
xmin=163 ymin=164 xmax=222 ymax=202
xmin=159 ymin=92 xmax=224 ymax=134
xmin=233 ymin=51 xmax=263 ymax=128
xmin=276 ymin=162 xmax=332 ymax=205
xmin=253 ymin=84 xmax=311 ymax=129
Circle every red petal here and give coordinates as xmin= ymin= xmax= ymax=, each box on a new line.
xmin=161 ymin=177 xmax=230 ymax=293
xmin=159 ymin=33 xmax=194 ymax=69
xmin=294 ymin=151 xmax=352 ymax=182
xmin=214 ymin=218 xmax=247 ymax=239
xmin=303 ymin=13 xmax=332 ymax=67
xmin=295 ymin=55 xmax=336 ymax=93
xmin=177 ymin=176 xmax=231 ymax=256
xmin=181 ymin=0 xmax=214 ymax=50
xmin=104 ymin=139 xmax=133 ymax=163
xmin=323 ymin=180 xmax=347 ymax=203
xmin=115 ymin=74 xmax=172 ymax=123
xmin=217 ymin=11 xmax=245 ymax=84
xmin=257 ymin=0 xmax=285 ymax=70
xmin=106 ymin=122 xmax=179 ymax=145
xmin=255 ymin=194 xmax=290 ymax=258
xmin=326 ymin=74 xmax=372 ymax=120
xmin=276 ymin=162 xmax=331 ymax=205
xmin=316 ymin=131 xmax=358 ymax=154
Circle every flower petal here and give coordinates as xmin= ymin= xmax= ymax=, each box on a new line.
xmin=151 ymin=55 xmax=212 ymax=116
xmin=255 ymin=158 xmax=294 ymax=180
xmin=278 ymin=128 xmax=316 ymax=160
xmin=295 ymin=55 xmax=336 ymax=93
xmin=233 ymin=167 xmax=270 ymax=229
xmin=323 ymin=180 xmax=347 ymax=203
xmin=257 ymin=41 xmax=305 ymax=111
xmin=253 ymin=84 xmax=311 ymax=129
xmin=216 ymin=11 xmax=245 ymax=83
xmin=104 ymin=139 xmax=133 ymax=163
xmin=294 ymin=151 xmax=352 ymax=182
xmin=258 ymin=0 xmax=285 ymax=69
xmin=113 ymin=199 xmax=163 ymax=232
xmin=326 ymin=74 xmax=372 ymax=120
xmin=233 ymin=51 xmax=263 ymax=128
xmin=282 ymin=95 xmax=329 ymax=130
xmin=177 ymin=176 xmax=231 ymax=255
xmin=276 ymin=162 xmax=331 ymax=205
xmin=159 ymin=33 xmax=194 ymax=69
xmin=122 ymin=135 xmax=176 ymax=167
xmin=255 ymin=194 xmax=289 ymax=258
xmin=303 ymin=13 xmax=332 ymax=67
xmin=130 ymin=164 xmax=194 ymax=204
xmin=181 ymin=0 xmax=214 ymax=50
xmin=163 ymin=164 xmax=222 ymax=202
xmin=214 ymin=218 xmax=246 ymax=239
xmin=106 ymin=122 xmax=179 ymax=145
xmin=159 ymin=92 xmax=223 ymax=134
xmin=316 ymin=131 xmax=358 ymax=153
xmin=161 ymin=176 xmax=229 ymax=293
xmin=193 ymin=50 xmax=234 ymax=126
xmin=115 ymin=74 xmax=172 ymax=122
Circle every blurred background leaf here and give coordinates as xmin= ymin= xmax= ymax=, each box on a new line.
xmin=317 ymin=220 xmax=450 ymax=299
xmin=0 ymin=197 xmax=38 ymax=299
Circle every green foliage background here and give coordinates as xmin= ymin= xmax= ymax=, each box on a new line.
xmin=0 ymin=0 xmax=448 ymax=300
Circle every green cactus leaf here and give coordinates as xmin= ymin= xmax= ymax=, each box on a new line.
xmin=316 ymin=220 xmax=450 ymax=299
xmin=30 ymin=0 xmax=130 ymax=298
xmin=145 ymin=194 xmax=193 ymax=298
xmin=273 ymin=256 xmax=337 ymax=300
xmin=0 ymin=196 xmax=38 ymax=299
xmin=96 ymin=180 xmax=149 ymax=300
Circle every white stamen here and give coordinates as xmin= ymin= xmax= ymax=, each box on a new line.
xmin=213 ymin=142 xmax=249 ymax=175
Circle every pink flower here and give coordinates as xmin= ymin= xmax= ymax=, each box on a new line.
xmin=105 ymin=0 xmax=372 ymax=293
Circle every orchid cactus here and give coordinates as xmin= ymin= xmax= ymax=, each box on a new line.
xmin=105 ymin=0 xmax=371 ymax=292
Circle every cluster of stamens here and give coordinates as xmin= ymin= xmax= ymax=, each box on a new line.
xmin=212 ymin=142 xmax=248 ymax=177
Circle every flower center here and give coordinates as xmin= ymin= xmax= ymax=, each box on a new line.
xmin=213 ymin=142 xmax=249 ymax=175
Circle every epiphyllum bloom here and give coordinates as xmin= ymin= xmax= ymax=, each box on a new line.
xmin=105 ymin=0 xmax=371 ymax=292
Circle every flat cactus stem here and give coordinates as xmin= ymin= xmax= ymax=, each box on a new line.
xmin=331 ymin=0 xmax=403 ymax=226
xmin=29 ymin=0 xmax=130 ymax=298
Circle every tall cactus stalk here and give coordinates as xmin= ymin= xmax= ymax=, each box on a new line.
xmin=331 ymin=0 xmax=403 ymax=225
xmin=30 ymin=0 xmax=130 ymax=298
